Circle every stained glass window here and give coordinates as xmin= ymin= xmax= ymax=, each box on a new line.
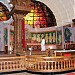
xmin=24 ymin=1 xmax=57 ymax=28
xmin=0 ymin=2 xmax=9 ymax=21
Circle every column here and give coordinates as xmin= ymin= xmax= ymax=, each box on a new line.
xmin=0 ymin=22 xmax=4 ymax=51
xmin=74 ymin=0 xmax=75 ymax=19
xmin=13 ymin=14 xmax=24 ymax=54
xmin=7 ymin=25 xmax=10 ymax=51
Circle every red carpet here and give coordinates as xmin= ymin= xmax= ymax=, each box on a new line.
xmin=67 ymin=73 xmax=75 ymax=75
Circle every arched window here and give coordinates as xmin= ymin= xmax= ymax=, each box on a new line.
xmin=24 ymin=1 xmax=57 ymax=28
xmin=0 ymin=2 xmax=9 ymax=21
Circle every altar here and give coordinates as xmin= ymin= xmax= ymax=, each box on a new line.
xmin=54 ymin=50 xmax=75 ymax=56
xmin=27 ymin=43 xmax=41 ymax=50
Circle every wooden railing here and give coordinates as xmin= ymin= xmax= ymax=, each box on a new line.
xmin=0 ymin=56 xmax=26 ymax=72
xmin=0 ymin=55 xmax=75 ymax=73
xmin=26 ymin=55 xmax=75 ymax=72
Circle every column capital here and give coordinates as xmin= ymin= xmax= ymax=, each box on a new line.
xmin=13 ymin=14 xmax=24 ymax=20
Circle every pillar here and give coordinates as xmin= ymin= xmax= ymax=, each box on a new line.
xmin=0 ymin=22 xmax=4 ymax=51
xmin=74 ymin=0 xmax=75 ymax=19
xmin=7 ymin=24 xmax=10 ymax=51
xmin=13 ymin=14 xmax=24 ymax=54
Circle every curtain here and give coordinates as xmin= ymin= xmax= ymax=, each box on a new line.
xmin=22 ymin=19 xmax=25 ymax=48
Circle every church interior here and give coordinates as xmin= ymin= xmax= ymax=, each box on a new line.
xmin=0 ymin=0 xmax=75 ymax=74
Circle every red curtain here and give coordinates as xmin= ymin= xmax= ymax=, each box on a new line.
xmin=22 ymin=19 xmax=25 ymax=48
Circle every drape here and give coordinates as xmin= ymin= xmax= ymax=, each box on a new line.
xmin=22 ymin=19 xmax=25 ymax=48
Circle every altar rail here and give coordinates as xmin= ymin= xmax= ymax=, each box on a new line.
xmin=0 ymin=56 xmax=26 ymax=72
xmin=26 ymin=55 xmax=75 ymax=72
xmin=0 ymin=55 xmax=75 ymax=73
